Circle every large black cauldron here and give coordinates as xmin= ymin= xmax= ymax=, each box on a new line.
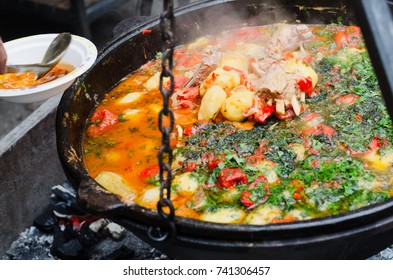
xmin=56 ymin=0 xmax=393 ymax=259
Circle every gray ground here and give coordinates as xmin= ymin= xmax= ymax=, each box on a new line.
xmin=0 ymin=0 xmax=197 ymax=139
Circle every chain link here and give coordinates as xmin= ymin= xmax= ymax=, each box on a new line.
xmin=148 ymin=0 xmax=177 ymax=243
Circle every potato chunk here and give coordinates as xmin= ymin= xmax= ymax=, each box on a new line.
xmin=290 ymin=143 xmax=306 ymax=161
xmin=244 ymin=205 xmax=282 ymax=225
xmin=199 ymin=67 xmax=241 ymax=96
xmin=200 ymin=208 xmax=246 ymax=224
xmin=198 ymin=85 xmax=227 ymax=121
xmin=144 ymin=72 xmax=169 ymax=90
xmin=118 ymin=92 xmax=143 ymax=104
xmin=219 ymin=51 xmax=249 ymax=73
xmin=137 ymin=187 xmax=160 ymax=209
xmin=172 ymin=172 xmax=199 ymax=196
xmin=144 ymin=72 xmax=160 ymax=90
xmin=122 ymin=109 xmax=141 ymax=120
xmin=137 ymin=187 xmax=179 ymax=209
xmin=221 ymin=86 xmax=254 ymax=121
xmin=95 ymin=171 xmax=136 ymax=203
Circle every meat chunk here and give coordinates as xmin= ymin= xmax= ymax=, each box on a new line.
xmin=184 ymin=45 xmax=221 ymax=88
xmin=268 ymin=24 xmax=313 ymax=53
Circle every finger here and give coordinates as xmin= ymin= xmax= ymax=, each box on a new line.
xmin=0 ymin=37 xmax=7 ymax=74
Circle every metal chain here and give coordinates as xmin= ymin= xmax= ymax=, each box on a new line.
xmin=148 ymin=0 xmax=177 ymax=243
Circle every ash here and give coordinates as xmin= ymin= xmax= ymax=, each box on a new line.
xmin=2 ymin=225 xmax=168 ymax=260
xmin=2 ymin=227 xmax=56 ymax=260
xmin=369 ymin=247 xmax=393 ymax=260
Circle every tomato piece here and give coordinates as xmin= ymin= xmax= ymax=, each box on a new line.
xmin=178 ymin=87 xmax=199 ymax=100
xmin=139 ymin=165 xmax=160 ymax=183
xmin=222 ymin=27 xmax=261 ymax=49
xmin=297 ymin=76 xmax=313 ymax=96
xmin=217 ymin=168 xmax=248 ymax=189
xmin=300 ymin=112 xmax=320 ymax=123
xmin=345 ymin=26 xmax=361 ymax=34
xmin=335 ymin=26 xmax=362 ymax=49
xmin=183 ymin=125 xmax=196 ymax=136
xmin=208 ymin=158 xmax=224 ymax=170
xmin=87 ymin=109 xmax=118 ymax=137
xmin=247 ymin=99 xmax=275 ymax=124
xmin=165 ymin=75 xmax=190 ymax=90
xmin=345 ymin=26 xmax=362 ymax=48
xmin=240 ymin=190 xmax=255 ymax=208
xmin=271 ymin=217 xmax=297 ymax=224
xmin=246 ymin=154 xmax=264 ymax=166
xmin=249 ymin=175 xmax=268 ymax=189
xmin=202 ymin=152 xmax=225 ymax=170
xmin=303 ymin=124 xmax=336 ymax=137
xmin=174 ymin=51 xmax=202 ymax=68
xmin=334 ymin=31 xmax=348 ymax=48
xmin=349 ymin=135 xmax=381 ymax=156
xmin=184 ymin=162 xmax=197 ymax=172
xmin=255 ymin=104 xmax=275 ymax=124
xmin=369 ymin=135 xmax=381 ymax=151
xmin=177 ymin=86 xmax=199 ymax=102
xmin=232 ymin=27 xmax=261 ymax=42
xmin=174 ymin=75 xmax=190 ymax=90
xmin=293 ymin=192 xmax=302 ymax=201
xmin=240 ymin=180 xmax=270 ymax=209
xmin=290 ymin=179 xmax=304 ymax=190
xmin=309 ymin=158 xmax=321 ymax=168
xmin=183 ymin=124 xmax=200 ymax=136
xmin=335 ymin=93 xmax=359 ymax=106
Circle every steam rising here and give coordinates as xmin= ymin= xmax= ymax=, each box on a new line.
xmin=175 ymin=0 xmax=353 ymax=45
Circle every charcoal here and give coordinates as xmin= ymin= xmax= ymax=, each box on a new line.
xmin=51 ymin=223 xmax=83 ymax=258
xmin=52 ymin=239 xmax=86 ymax=260
xmin=77 ymin=222 xmax=98 ymax=247
xmin=50 ymin=183 xmax=87 ymax=218
xmin=87 ymin=234 xmax=135 ymax=260
xmin=33 ymin=205 xmax=56 ymax=233
xmin=51 ymin=201 xmax=86 ymax=218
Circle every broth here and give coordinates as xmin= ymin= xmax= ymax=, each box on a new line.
xmin=0 ymin=62 xmax=75 ymax=89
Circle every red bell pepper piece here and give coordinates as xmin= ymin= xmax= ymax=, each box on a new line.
xmin=87 ymin=109 xmax=118 ymax=137
xmin=139 ymin=165 xmax=160 ymax=183
xmin=297 ymin=76 xmax=313 ymax=96
xmin=217 ymin=168 xmax=248 ymax=189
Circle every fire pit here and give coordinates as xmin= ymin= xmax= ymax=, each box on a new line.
xmin=2 ymin=182 xmax=169 ymax=260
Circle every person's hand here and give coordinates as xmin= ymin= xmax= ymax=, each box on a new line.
xmin=0 ymin=37 xmax=7 ymax=74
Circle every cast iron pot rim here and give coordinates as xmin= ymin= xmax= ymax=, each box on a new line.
xmin=57 ymin=0 xmax=393 ymax=237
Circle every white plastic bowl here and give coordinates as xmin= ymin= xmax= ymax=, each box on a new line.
xmin=0 ymin=33 xmax=97 ymax=103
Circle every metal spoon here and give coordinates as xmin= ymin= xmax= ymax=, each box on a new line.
xmin=6 ymin=33 xmax=71 ymax=79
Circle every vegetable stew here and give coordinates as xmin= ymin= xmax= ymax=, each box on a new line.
xmin=83 ymin=23 xmax=393 ymax=225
